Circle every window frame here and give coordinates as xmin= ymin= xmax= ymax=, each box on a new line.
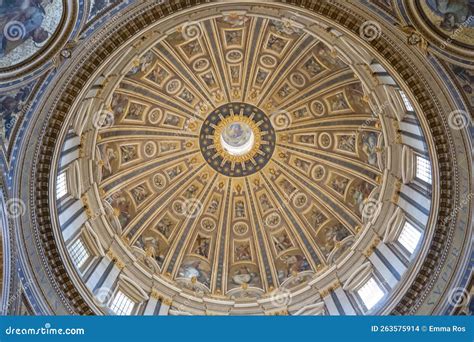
xmin=68 ymin=236 xmax=92 ymax=273
xmin=414 ymin=154 xmax=432 ymax=185
xmin=355 ymin=276 xmax=385 ymax=313
xmin=396 ymin=220 xmax=423 ymax=256
xmin=109 ymin=290 xmax=136 ymax=316
xmin=399 ymin=90 xmax=414 ymax=112
xmin=56 ymin=171 xmax=69 ymax=200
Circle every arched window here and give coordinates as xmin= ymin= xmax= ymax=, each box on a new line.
xmin=398 ymin=221 xmax=422 ymax=254
xmin=110 ymin=291 xmax=135 ymax=316
xmin=399 ymin=90 xmax=414 ymax=112
xmin=68 ymin=238 xmax=90 ymax=269
xmin=56 ymin=172 xmax=68 ymax=199
xmin=415 ymin=155 xmax=432 ymax=184
xmin=357 ymin=277 xmax=385 ymax=311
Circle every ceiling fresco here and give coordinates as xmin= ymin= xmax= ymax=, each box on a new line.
xmin=417 ymin=0 xmax=474 ymax=48
xmin=93 ymin=14 xmax=385 ymax=302
xmin=0 ymin=81 xmax=34 ymax=147
xmin=0 ymin=0 xmax=64 ymax=68
xmin=0 ymin=0 xmax=472 ymax=318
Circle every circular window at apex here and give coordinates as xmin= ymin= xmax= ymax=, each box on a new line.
xmin=199 ymin=103 xmax=276 ymax=177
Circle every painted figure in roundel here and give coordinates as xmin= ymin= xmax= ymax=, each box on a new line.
xmin=433 ymin=0 xmax=472 ymax=31
xmin=0 ymin=0 xmax=63 ymax=66
xmin=418 ymin=0 xmax=474 ymax=47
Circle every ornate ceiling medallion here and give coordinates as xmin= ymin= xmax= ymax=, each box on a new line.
xmin=200 ymin=103 xmax=276 ymax=177
xmin=0 ymin=0 xmax=77 ymax=79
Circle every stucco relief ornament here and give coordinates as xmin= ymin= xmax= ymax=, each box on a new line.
xmin=60 ymin=49 xmax=71 ymax=58
xmin=272 ymin=18 xmax=303 ymax=35
xmin=52 ymin=40 xmax=77 ymax=68
xmin=399 ymin=25 xmax=429 ymax=55
xmin=222 ymin=12 xmax=249 ymax=27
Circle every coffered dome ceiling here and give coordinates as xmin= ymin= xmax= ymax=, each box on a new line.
xmin=95 ymin=13 xmax=387 ymax=297
xmin=6 ymin=0 xmax=472 ymax=317
xmin=59 ymin=7 xmax=429 ymax=314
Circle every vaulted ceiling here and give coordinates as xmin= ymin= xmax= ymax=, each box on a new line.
xmin=94 ymin=15 xmax=385 ymax=299
xmin=1 ymin=0 xmax=472 ymax=316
